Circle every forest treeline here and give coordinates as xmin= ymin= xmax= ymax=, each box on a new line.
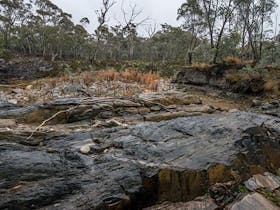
xmin=0 ymin=0 xmax=279 ymax=65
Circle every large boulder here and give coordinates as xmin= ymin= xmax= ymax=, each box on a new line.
xmin=227 ymin=193 xmax=280 ymax=210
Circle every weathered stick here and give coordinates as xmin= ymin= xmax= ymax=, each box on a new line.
xmin=26 ymin=105 xmax=78 ymax=140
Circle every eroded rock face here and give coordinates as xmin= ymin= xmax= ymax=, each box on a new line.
xmin=0 ymin=94 xmax=212 ymax=125
xmin=175 ymin=64 xmax=242 ymax=88
xmin=175 ymin=64 xmax=265 ymax=95
xmin=0 ymin=59 xmax=53 ymax=84
xmin=1 ymin=111 xmax=280 ymax=209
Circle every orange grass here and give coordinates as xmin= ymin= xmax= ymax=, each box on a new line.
xmin=223 ymin=56 xmax=242 ymax=65
xmin=264 ymin=80 xmax=280 ymax=94
xmin=97 ymin=68 xmax=160 ymax=90
xmin=191 ymin=63 xmax=210 ymax=70
xmin=34 ymin=68 xmax=161 ymax=91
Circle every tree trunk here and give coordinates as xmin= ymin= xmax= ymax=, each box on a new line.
xmin=188 ymin=52 xmax=193 ymax=65
xmin=259 ymin=11 xmax=265 ymax=62
xmin=241 ymin=24 xmax=247 ymax=61
xmin=213 ymin=20 xmax=227 ymax=64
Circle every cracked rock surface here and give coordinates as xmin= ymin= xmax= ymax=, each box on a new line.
xmin=1 ymin=110 xmax=280 ymax=209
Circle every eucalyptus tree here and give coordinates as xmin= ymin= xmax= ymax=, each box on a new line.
xmin=177 ymin=0 xmax=203 ymax=64
xmin=178 ymin=0 xmax=241 ymax=63
xmin=236 ymin=0 xmax=277 ymax=62
xmin=93 ymin=0 xmax=115 ymax=60
xmin=0 ymin=0 xmax=28 ymax=49
xmin=119 ymin=3 xmax=149 ymax=60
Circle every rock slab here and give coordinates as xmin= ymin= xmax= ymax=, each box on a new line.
xmin=1 ymin=112 xmax=280 ymax=209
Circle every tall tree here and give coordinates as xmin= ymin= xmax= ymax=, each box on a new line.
xmin=178 ymin=0 xmax=241 ymax=63
xmin=0 ymin=0 xmax=27 ymax=49
xmin=237 ymin=0 xmax=276 ymax=62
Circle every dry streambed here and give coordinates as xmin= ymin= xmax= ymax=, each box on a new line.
xmin=1 ymin=91 xmax=280 ymax=209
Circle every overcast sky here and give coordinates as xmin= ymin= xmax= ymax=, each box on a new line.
xmin=51 ymin=0 xmax=279 ymax=35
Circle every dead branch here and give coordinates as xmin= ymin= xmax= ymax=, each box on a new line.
xmin=120 ymin=1 xmax=149 ymax=29
xmin=145 ymin=23 xmax=157 ymax=38
xmin=26 ymin=105 xmax=79 ymax=140
xmin=96 ymin=0 xmax=116 ymax=31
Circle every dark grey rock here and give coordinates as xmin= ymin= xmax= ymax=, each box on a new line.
xmin=1 ymin=112 xmax=280 ymax=209
xmin=0 ymin=102 xmax=22 ymax=111
xmin=0 ymin=59 xmax=53 ymax=83
xmin=262 ymin=103 xmax=275 ymax=110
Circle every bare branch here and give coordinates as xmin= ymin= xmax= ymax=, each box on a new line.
xmin=145 ymin=23 xmax=158 ymax=38
xmin=120 ymin=1 xmax=149 ymax=28
xmin=96 ymin=0 xmax=116 ymax=31
xmin=26 ymin=106 xmax=79 ymax=140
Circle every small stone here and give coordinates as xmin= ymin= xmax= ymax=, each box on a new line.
xmin=26 ymin=85 xmax=33 ymax=90
xmin=7 ymin=99 xmax=17 ymax=104
xmin=252 ymin=99 xmax=262 ymax=107
xmin=12 ymin=88 xmax=23 ymax=94
xmin=150 ymin=106 xmax=161 ymax=111
xmin=79 ymin=144 xmax=95 ymax=154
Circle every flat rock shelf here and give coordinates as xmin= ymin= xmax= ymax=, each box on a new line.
xmin=1 ymin=111 xmax=280 ymax=209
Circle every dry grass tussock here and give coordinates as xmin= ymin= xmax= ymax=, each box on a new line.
xmin=226 ymin=70 xmax=280 ymax=96
xmin=223 ymin=56 xmax=242 ymax=65
xmin=96 ymin=68 xmax=161 ymax=90
xmin=191 ymin=63 xmax=210 ymax=70
xmin=264 ymin=80 xmax=280 ymax=94
xmin=34 ymin=69 xmax=161 ymax=91
xmin=226 ymin=72 xmax=262 ymax=82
